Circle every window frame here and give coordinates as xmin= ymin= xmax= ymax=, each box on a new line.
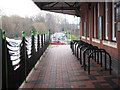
xmin=97 ymin=3 xmax=101 ymax=39
xmin=105 ymin=1 xmax=108 ymax=40
xmin=94 ymin=6 xmax=96 ymax=38
xmin=112 ymin=1 xmax=116 ymax=41
xmin=84 ymin=22 xmax=87 ymax=37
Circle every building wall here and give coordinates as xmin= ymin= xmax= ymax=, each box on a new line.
xmin=80 ymin=2 xmax=120 ymax=61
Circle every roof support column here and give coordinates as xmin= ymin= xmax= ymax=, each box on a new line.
xmin=0 ymin=29 xmax=2 ymax=89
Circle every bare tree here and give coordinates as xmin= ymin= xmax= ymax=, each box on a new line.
xmin=34 ymin=14 xmax=45 ymax=23
xmin=33 ymin=22 xmax=46 ymax=32
xmin=45 ymin=13 xmax=57 ymax=32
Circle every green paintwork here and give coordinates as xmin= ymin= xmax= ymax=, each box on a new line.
xmin=2 ymin=30 xmax=5 ymax=40
xmin=24 ymin=80 xmax=27 ymax=83
xmin=31 ymin=31 xmax=34 ymax=36
xmin=33 ymin=67 xmax=35 ymax=70
xmin=37 ymin=31 xmax=39 ymax=35
xmin=22 ymin=31 xmax=24 ymax=37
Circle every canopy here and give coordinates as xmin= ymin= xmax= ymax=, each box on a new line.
xmin=32 ymin=1 xmax=81 ymax=16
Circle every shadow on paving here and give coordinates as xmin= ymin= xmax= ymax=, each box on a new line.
xmin=19 ymin=45 xmax=120 ymax=89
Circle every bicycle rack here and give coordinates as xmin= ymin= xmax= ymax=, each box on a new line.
xmin=70 ymin=41 xmax=74 ymax=54
xmin=83 ymin=46 xmax=98 ymax=71
xmin=74 ymin=42 xmax=78 ymax=56
xmin=70 ymin=40 xmax=112 ymax=75
xmin=79 ymin=43 xmax=91 ymax=65
xmin=76 ymin=41 xmax=85 ymax=59
xmin=87 ymin=49 xmax=112 ymax=75
xmin=72 ymin=41 xmax=76 ymax=54
xmin=72 ymin=40 xmax=81 ymax=56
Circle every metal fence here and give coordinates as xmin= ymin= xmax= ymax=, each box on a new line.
xmin=0 ymin=29 xmax=50 ymax=89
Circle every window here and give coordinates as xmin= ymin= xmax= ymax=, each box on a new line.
xmin=87 ymin=15 xmax=89 ymax=37
xmin=98 ymin=16 xmax=103 ymax=39
xmin=98 ymin=3 xmax=99 ymax=17
xmin=105 ymin=1 xmax=108 ymax=40
xmin=112 ymin=1 xmax=116 ymax=41
xmin=84 ymin=22 xmax=86 ymax=37
xmin=94 ymin=6 xmax=96 ymax=38
xmin=97 ymin=3 xmax=101 ymax=39
xmin=116 ymin=1 xmax=120 ymax=20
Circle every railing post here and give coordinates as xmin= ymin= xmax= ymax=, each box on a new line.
xmin=2 ymin=30 xmax=8 ymax=89
xmin=41 ymin=32 xmax=43 ymax=55
xmin=67 ymin=31 xmax=69 ymax=44
xmin=22 ymin=31 xmax=27 ymax=83
xmin=0 ymin=29 xmax=2 ymax=89
xmin=31 ymin=31 xmax=36 ymax=70
xmin=44 ymin=32 xmax=45 ymax=45
xmin=49 ymin=29 xmax=50 ymax=42
xmin=37 ymin=31 xmax=40 ymax=62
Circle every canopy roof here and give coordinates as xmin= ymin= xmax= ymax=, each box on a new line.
xmin=32 ymin=0 xmax=116 ymax=17
xmin=32 ymin=1 xmax=82 ymax=17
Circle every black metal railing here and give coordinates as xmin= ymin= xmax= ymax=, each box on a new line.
xmin=70 ymin=40 xmax=112 ymax=75
xmin=1 ymin=30 xmax=50 ymax=89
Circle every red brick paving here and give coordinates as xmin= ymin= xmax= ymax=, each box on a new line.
xmin=19 ymin=45 xmax=120 ymax=89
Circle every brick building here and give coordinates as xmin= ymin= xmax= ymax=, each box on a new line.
xmin=80 ymin=2 xmax=120 ymax=60
xmin=33 ymin=1 xmax=120 ymax=74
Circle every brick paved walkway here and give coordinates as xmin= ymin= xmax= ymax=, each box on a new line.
xmin=19 ymin=45 xmax=120 ymax=89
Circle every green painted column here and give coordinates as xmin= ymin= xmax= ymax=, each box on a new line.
xmin=67 ymin=31 xmax=69 ymax=44
xmin=2 ymin=30 xmax=8 ymax=88
xmin=22 ymin=31 xmax=25 ymax=37
xmin=37 ymin=31 xmax=39 ymax=35
xmin=22 ymin=31 xmax=27 ymax=83
xmin=0 ymin=29 xmax=2 ymax=89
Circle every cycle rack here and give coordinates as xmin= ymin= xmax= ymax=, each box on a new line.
xmin=70 ymin=41 xmax=74 ymax=54
xmin=74 ymin=40 xmax=81 ymax=56
xmin=74 ymin=42 xmax=78 ymax=56
xmin=72 ymin=40 xmax=82 ymax=56
xmin=83 ymin=46 xmax=98 ymax=71
xmin=76 ymin=41 xmax=85 ymax=59
xmin=79 ymin=43 xmax=92 ymax=65
xmin=72 ymin=40 xmax=76 ymax=54
xmin=70 ymin=40 xmax=112 ymax=75
xmin=87 ymin=49 xmax=112 ymax=75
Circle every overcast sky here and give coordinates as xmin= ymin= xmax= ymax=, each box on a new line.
xmin=0 ymin=0 xmax=80 ymax=24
